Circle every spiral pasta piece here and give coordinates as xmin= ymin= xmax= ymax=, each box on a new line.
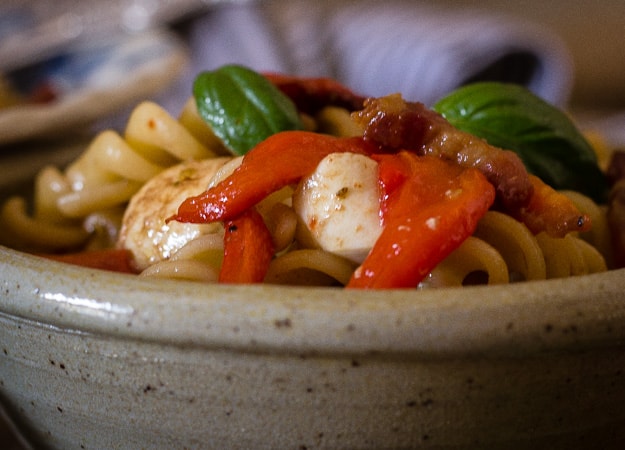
xmin=178 ymin=97 xmax=228 ymax=154
xmin=419 ymin=236 xmax=509 ymax=288
xmin=65 ymin=130 xmax=163 ymax=187
xmin=265 ymin=202 xmax=299 ymax=252
xmin=537 ymin=232 xmax=607 ymax=278
xmin=139 ymin=233 xmax=224 ymax=282
xmin=140 ymin=259 xmax=220 ymax=282
xmin=561 ymin=189 xmax=613 ymax=266
xmin=315 ymin=106 xmax=364 ymax=137
xmin=58 ymin=179 xmax=143 ymax=218
xmin=474 ymin=211 xmax=546 ymax=281
xmin=573 ymin=237 xmax=609 ymax=274
xmin=168 ymin=233 xmax=224 ymax=263
xmin=0 ymin=196 xmax=89 ymax=251
xmin=125 ymin=101 xmax=217 ymax=162
xmin=33 ymin=166 xmax=73 ymax=222
xmin=264 ymin=249 xmax=358 ymax=286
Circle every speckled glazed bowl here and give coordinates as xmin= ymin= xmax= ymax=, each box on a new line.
xmin=1 ymin=245 xmax=625 ymax=449
xmin=2 ymin=144 xmax=625 ymax=450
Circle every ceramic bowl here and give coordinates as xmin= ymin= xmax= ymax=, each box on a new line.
xmin=1 ymin=244 xmax=625 ymax=449
xmin=1 ymin=146 xmax=625 ymax=449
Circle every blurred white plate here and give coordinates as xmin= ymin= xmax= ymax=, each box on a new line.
xmin=0 ymin=29 xmax=188 ymax=145
xmin=0 ymin=0 xmax=240 ymax=72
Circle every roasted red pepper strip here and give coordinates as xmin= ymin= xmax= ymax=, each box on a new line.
xmin=39 ymin=248 xmax=137 ymax=274
xmin=219 ymin=208 xmax=275 ymax=283
xmin=348 ymin=152 xmax=495 ymax=289
xmin=263 ymin=73 xmax=366 ymax=114
xmin=510 ymin=174 xmax=591 ymax=238
xmin=169 ymin=131 xmax=376 ymax=224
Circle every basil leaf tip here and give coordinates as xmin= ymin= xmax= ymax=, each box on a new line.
xmin=433 ymin=82 xmax=608 ymax=203
xmin=193 ymin=64 xmax=304 ymax=156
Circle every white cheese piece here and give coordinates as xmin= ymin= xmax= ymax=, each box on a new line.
xmin=293 ymin=152 xmax=382 ymax=264
xmin=118 ymin=157 xmax=230 ymax=270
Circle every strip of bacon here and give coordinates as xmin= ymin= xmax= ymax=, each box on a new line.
xmin=352 ymin=93 xmax=534 ymax=210
xmin=513 ymin=175 xmax=591 ymax=237
xmin=264 ymin=73 xmax=366 ymax=114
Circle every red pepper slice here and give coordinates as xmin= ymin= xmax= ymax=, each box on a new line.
xmin=348 ymin=152 xmax=495 ymax=289
xmin=39 ymin=248 xmax=137 ymax=274
xmin=219 ymin=208 xmax=275 ymax=283
xmin=169 ymin=131 xmax=376 ymax=225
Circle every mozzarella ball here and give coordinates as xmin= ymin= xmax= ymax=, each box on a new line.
xmin=293 ymin=152 xmax=382 ymax=264
xmin=118 ymin=157 xmax=230 ymax=270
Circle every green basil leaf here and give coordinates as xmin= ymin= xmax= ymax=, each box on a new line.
xmin=193 ymin=64 xmax=304 ymax=155
xmin=433 ymin=82 xmax=608 ymax=203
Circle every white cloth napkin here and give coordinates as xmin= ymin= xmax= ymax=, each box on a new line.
xmin=170 ymin=0 xmax=573 ymax=111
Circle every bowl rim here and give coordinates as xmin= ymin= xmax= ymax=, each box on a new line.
xmin=2 ymin=244 xmax=624 ymax=359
